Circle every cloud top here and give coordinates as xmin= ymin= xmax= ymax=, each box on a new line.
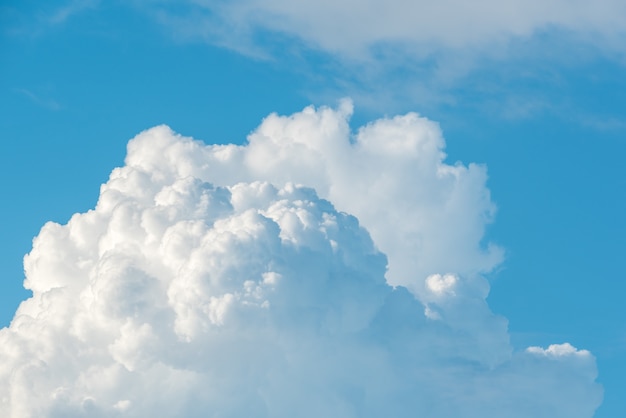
xmin=121 ymin=100 xmax=502 ymax=296
xmin=1 ymin=102 xmax=602 ymax=417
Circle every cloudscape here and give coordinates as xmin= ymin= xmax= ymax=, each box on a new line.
xmin=0 ymin=102 xmax=602 ymax=417
xmin=3 ymin=1 xmax=625 ymax=415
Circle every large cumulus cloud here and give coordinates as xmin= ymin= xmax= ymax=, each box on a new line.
xmin=0 ymin=102 xmax=602 ymax=417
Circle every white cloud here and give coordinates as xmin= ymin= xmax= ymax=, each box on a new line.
xmin=0 ymin=102 xmax=602 ymax=416
xmin=527 ymin=343 xmax=592 ymax=358
xmin=140 ymin=0 xmax=626 ymax=116
xmin=147 ymin=0 xmax=626 ymax=59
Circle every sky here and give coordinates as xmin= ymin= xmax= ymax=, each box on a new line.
xmin=0 ymin=1 xmax=625 ymax=417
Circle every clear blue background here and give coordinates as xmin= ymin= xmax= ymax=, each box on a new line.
xmin=1 ymin=2 xmax=624 ymax=416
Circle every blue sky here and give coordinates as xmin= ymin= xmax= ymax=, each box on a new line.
xmin=1 ymin=1 xmax=625 ymax=416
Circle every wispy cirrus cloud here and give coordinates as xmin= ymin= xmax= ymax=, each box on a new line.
xmin=45 ymin=0 xmax=99 ymax=25
xmin=15 ymin=88 xmax=63 ymax=111
xmin=141 ymin=0 xmax=626 ymax=60
xmin=129 ymin=0 xmax=626 ymax=121
xmin=1 ymin=0 xmax=98 ymax=37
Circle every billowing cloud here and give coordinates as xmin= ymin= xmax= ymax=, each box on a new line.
xmin=0 ymin=102 xmax=602 ymax=416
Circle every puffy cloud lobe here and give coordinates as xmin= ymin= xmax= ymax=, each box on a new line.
xmin=0 ymin=103 xmax=601 ymax=417
xmin=124 ymin=100 xmax=503 ymax=297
